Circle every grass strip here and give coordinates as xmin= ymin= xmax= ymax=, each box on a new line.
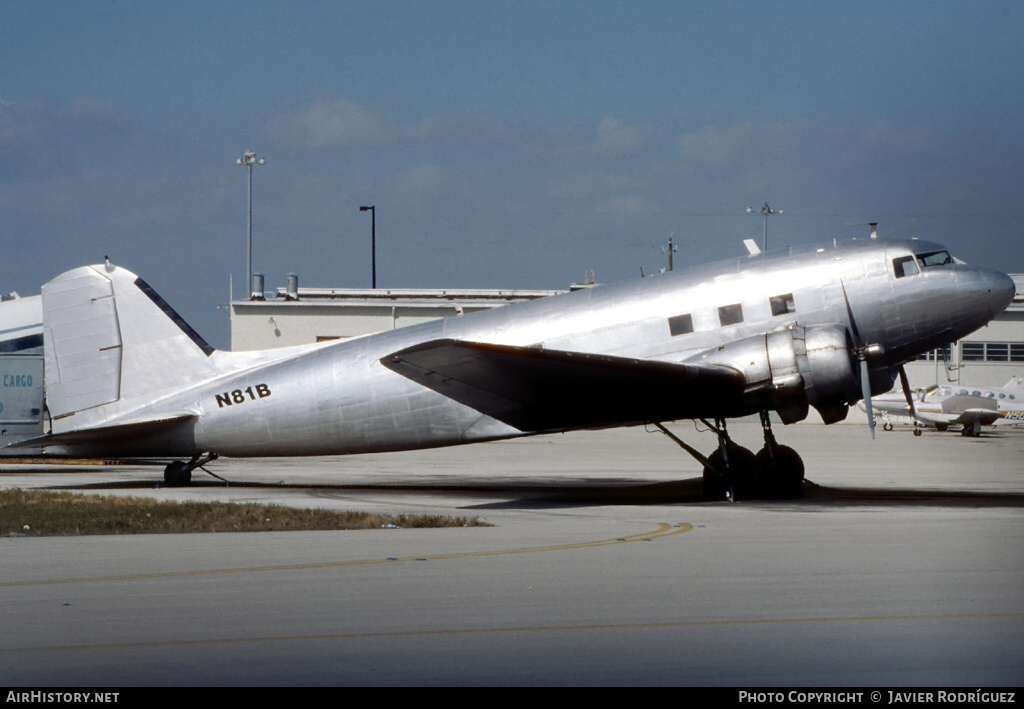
xmin=1 ymin=489 xmax=486 ymax=536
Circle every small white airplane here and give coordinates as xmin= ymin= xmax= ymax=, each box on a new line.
xmin=863 ymin=377 xmax=1024 ymax=437
xmin=9 ymin=237 xmax=1016 ymax=499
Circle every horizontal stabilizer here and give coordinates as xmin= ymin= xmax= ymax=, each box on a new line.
xmin=381 ymin=339 xmax=746 ymax=432
xmin=7 ymin=414 xmax=197 ymax=455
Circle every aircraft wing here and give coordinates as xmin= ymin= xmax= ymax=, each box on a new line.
xmin=870 ymin=399 xmax=913 ymax=416
xmin=381 ymin=338 xmax=747 ymax=432
xmin=947 ymin=409 xmax=1005 ymax=427
xmin=939 ymin=394 xmax=1002 ymax=427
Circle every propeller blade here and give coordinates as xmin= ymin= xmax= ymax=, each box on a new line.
xmin=861 ymin=359 xmax=875 ymax=439
xmin=840 ymin=279 xmax=863 ymax=345
xmin=845 ymin=278 xmax=878 ymax=440
xmin=898 ymin=365 xmax=917 ymax=421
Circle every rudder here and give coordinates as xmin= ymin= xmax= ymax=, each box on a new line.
xmin=42 ymin=267 xmax=123 ymax=419
xmin=42 ymin=263 xmax=218 ymax=430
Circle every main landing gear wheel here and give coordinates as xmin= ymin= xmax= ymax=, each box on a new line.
xmin=755 ymin=412 xmax=805 ymax=499
xmin=652 ymin=417 xmax=805 ymax=502
xmin=755 ymin=444 xmax=804 ymax=499
xmin=703 ymin=442 xmax=758 ymax=501
xmin=696 ymin=418 xmax=761 ymax=501
xmin=960 ymin=422 xmax=982 ymax=437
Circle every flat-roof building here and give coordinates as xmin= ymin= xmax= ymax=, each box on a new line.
xmin=229 ymin=278 xmax=569 ymax=351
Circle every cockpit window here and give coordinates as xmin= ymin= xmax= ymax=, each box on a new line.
xmin=893 ymin=256 xmax=919 ymax=278
xmin=916 ymin=250 xmax=953 ymax=268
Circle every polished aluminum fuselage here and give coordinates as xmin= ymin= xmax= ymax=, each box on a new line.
xmin=119 ymin=238 xmax=1015 ymax=458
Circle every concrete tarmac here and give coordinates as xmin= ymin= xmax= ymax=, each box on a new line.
xmin=1 ymin=422 xmax=1023 ymax=686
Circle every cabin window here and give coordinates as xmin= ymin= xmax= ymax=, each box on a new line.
xmin=769 ymin=293 xmax=795 ymax=316
xmin=668 ymin=313 xmax=693 ymax=336
xmin=893 ymin=256 xmax=919 ymax=278
xmin=718 ymin=303 xmax=744 ymax=326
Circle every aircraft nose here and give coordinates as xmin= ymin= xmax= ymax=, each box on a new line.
xmin=986 ymin=269 xmax=1017 ymax=316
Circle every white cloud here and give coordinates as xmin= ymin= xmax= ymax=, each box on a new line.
xmin=676 ymin=120 xmax=955 ymax=173
xmin=594 ymin=117 xmax=651 ymax=157
xmin=400 ymin=162 xmax=447 ymax=193
xmin=64 ymin=96 xmax=122 ymax=119
xmin=596 ymin=194 xmax=650 ymax=214
xmin=676 ymin=122 xmax=759 ymax=169
xmin=266 ymin=99 xmax=396 ymax=148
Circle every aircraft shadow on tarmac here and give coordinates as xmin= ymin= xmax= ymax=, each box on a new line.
xmin=43 ymin=476 xmax=1024 ymax=510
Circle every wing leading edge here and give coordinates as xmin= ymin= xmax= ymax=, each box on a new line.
xmin=381 ymin=339 xmax=747 ymax=433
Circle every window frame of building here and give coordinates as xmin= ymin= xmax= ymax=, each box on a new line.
xmin=960 ymin=341 xmax=1024 ymax=363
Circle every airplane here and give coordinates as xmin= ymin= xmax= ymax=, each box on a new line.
xmin=8 ymin=237 xmax=1016 ymax=500
xmin=862 ymin=377 xmax=1024 ymax=437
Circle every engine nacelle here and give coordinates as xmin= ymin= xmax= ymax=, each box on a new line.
xmin=687 ymin=324 xmax=862 ymax=424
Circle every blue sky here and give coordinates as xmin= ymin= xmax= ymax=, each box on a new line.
xmin=2 ymin=1 xmax=1023 ymax=348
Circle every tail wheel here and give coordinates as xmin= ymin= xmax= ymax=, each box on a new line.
xmin=164 ymin=460 xmax=192 ymax=486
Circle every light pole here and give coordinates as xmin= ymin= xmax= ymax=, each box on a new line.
xmin=747 ymin=202 xmax=782 ymax=251
xmin=237 ymin=149 xmax=266 ymax=299
xmin=360 ymin=205 xmax=376 ymax=288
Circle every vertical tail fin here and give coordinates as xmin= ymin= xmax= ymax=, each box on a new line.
xmin=42 ymin=264 xmax=218 ymax=430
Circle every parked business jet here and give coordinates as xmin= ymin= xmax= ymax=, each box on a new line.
xmin=864 ymin=377 xmax=1024 ymax=437
xmin=12 ymin=238 xmax=1015 ymax=499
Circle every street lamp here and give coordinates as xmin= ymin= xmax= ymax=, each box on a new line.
xmin=747 ymin=202 xmax=782 ymax=251
xmin=360 ymin=205 xmax=376 ymax=288
xmin=237 ymin=149 xmax=266 ymax=299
